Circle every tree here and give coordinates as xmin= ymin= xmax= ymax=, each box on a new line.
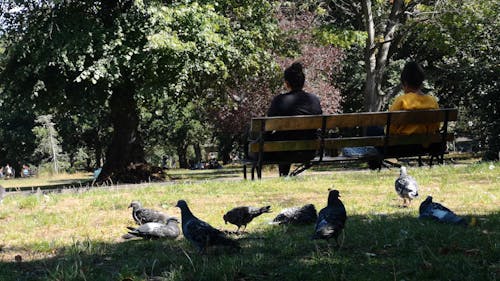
xmin=0 ymin=0 xmax=281 ymax=182
xmin=324 ymin=0 xmax=434 ymax=111
xmin=33 ymin=115 xmax=64 ymax=174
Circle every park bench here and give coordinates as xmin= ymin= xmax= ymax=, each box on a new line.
xmin=243 ymin=108 xmax=458 ymax=179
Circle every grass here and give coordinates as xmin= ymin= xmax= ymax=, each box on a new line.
xmin=0 ymin=162 xmax=498 ymax=281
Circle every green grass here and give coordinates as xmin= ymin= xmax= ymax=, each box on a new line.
xmin=0 ymin=162 xmax=498 ymax=281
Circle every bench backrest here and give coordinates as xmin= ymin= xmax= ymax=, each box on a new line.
xmin=249 ymin=108 xmax=457 ymax=153
xmin=250 ymin=108 xmax=458 ymax=132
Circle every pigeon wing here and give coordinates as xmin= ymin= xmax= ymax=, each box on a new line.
xmin=395 ymin=176 xmax=418 ymax=198
xmin=184 ymin=219 xmax=237 ymax=251
xmin=136 ymin=208 xmax=168 ymax=224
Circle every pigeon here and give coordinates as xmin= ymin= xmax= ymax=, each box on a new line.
xmin=122 ymin=218 xmax=181 ymax=240
xmin=176 ymin=200 xmax=239 ymax=254
xmin=395 ymin=166 xmax=419 ymax=207
xmin=418 ymin=196 xmax=467 ymax=226
xmin=312 ymin=189 xmax=347 ymax=246
xmin=223 ymin=205 xmax=271 ymax=232
xmin=128 ymin=200 xmax=171 ymax=225
xmin=271 ymin=204 xmax=318 ymax=225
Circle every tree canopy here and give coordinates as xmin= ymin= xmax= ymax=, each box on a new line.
xmin=0 ymin=0 xmax=283 ymax=180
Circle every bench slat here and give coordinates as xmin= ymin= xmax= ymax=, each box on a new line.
xmin=248 ymin=133 xmax=454 ymax=153
xmin=250 ymin=109 xmax=458 ymax=132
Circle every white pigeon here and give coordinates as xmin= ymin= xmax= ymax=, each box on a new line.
xmin=395 ymin=166 xmax=419 ymax=207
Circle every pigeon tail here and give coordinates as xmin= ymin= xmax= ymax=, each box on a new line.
xmin=122 ymin=233 xmax=136 ymax=239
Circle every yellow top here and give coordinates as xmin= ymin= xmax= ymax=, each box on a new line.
xmin=388 ymin=92 xmax=440 ymax=135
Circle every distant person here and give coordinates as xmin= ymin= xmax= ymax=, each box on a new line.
xmin=21 ymin=164 xmax=30 ymax=178
xmin=5 ymin=164 xmax=13 ymax=179
xmin=263 ymin=62 xmax=323 ymax=176
xmin=388 ymin=61 xmax=439 ymax=135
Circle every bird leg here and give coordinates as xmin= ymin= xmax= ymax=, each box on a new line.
xmin=401 ymin=198 xmax=408 ymax=208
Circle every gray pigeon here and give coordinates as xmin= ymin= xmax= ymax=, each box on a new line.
xmin=0 ymin=185 xmax=5 ymax=204
xmin=223 ymin=205 xmax=271 ymax=232
xmin=122 ymin=218 xmax=180 ymax=240
xmin=312 ymin=189 xmax=347 ymax=246
xmin=176 ymin=200 xmax=239 ymax=254
xmin=395 ymin=166 xmax=419 ymax=207
xmin=418 ymin=196 xmax=467 ymax=226
xmin=128 ymin=200 xmax=171 ymax=225
xmin=272 ymin=204 xmax=317 ymax=225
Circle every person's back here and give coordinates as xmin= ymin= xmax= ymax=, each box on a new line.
xmin=267 ymin=90 xmax=322 ymax=117
xmin=389 ymin=61 xmax=439 ymax=135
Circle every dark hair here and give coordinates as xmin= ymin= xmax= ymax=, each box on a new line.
xmin=401 ymin=61 xmax=425 ymax=89
xmin=284 ymin=62 xmax=305 ymax=90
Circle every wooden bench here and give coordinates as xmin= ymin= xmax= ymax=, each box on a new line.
xmin=243 ymin=108 xmax=458 ymax=179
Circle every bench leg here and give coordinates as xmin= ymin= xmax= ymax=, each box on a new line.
xmin=257 ymin=164 xmax=262 ymax=179
xmin=251 ymin=164 xmax=255 ymax=180
xmin=243 ymin=164 xmax=247 ymax=180
xmin=290 ymin=162 xmax=313 ymax=176
xmin=418 ymin=156 xmax=423 ymax=167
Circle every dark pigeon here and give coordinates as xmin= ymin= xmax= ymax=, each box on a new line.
xmin=223 ymin=205 xmax=271 ymax=232
xmin=129 ymin=201 xmax=171 ymax=225
xmin=272 ymin=204 xmax=317 ymax=225
xmin=312 ymin=190 xmax=347 ymax=246
xmin=395 ymin=166 xmax=419 ymax=207
xmin=418 ymin=196 xmax=467 ymax=226
xmin=176 ymin=200 xmax=239 ymax=253
xmin=122 ymin=218 xmax=180 ymax=240
xmin=0 ymin=185 xmax=5 ymax=204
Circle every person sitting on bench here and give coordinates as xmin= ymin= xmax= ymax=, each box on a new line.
xmin=343 ymin=61 xmax=440 ymax=168
xmin=262 ymin=62 xmax=323 ymax=177
xmin=389 ymin=61 xmax=439 ymax=134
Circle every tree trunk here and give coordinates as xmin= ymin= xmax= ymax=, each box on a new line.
xmin=97 ymin=80 xmax=147 ymax=182
xmin=218 ymin=133 xmax=233 ymax=165
xmin=177 ymin=145 xmax=188 ymax=169
xmin=362 ymin=0 xmax=378 ymax=112
xmin=362 ymin=0 xmax=405 ymax=112
xmin=194 ymin=143 xmax=202 ymax=163
xmin=94 ymin=144 xmax=103 ymax=168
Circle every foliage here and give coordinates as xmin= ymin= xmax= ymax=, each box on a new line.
xmin=0 ymin=0 xmax=284 ymax=178
xmin=326 ymin=0 xmax=499 ymax=158
xmin=32 ymin=115 xmax=65 ymax=174
xmin=400 ymin=0 xmax=500 ymax=159
xmin=209 ymin=1 xmax=344 ymax=161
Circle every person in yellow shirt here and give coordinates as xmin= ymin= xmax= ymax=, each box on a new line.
xmin=388 ymin=61 xmax=440 ymax=135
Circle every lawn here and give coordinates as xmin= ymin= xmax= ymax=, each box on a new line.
xmin=0 ymin=162 xmax=498 ymax=281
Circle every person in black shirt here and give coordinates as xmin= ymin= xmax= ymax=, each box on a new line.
xmin=265 ymin=62 xmax=323 ymax=176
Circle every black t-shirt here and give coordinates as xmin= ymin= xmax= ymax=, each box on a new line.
xmin=266 ymin=90 xmax=322 ymax=141
xmin=267 ymin=90 xmax=322 ymax=116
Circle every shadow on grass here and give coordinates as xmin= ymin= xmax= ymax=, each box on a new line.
xmin=1 ymin=213 xmax=498 ymax=281
xmin=167 ymin=168 xmax=242 ymax=181
xmin=3 ymin=179 xmax=94 ymax=193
